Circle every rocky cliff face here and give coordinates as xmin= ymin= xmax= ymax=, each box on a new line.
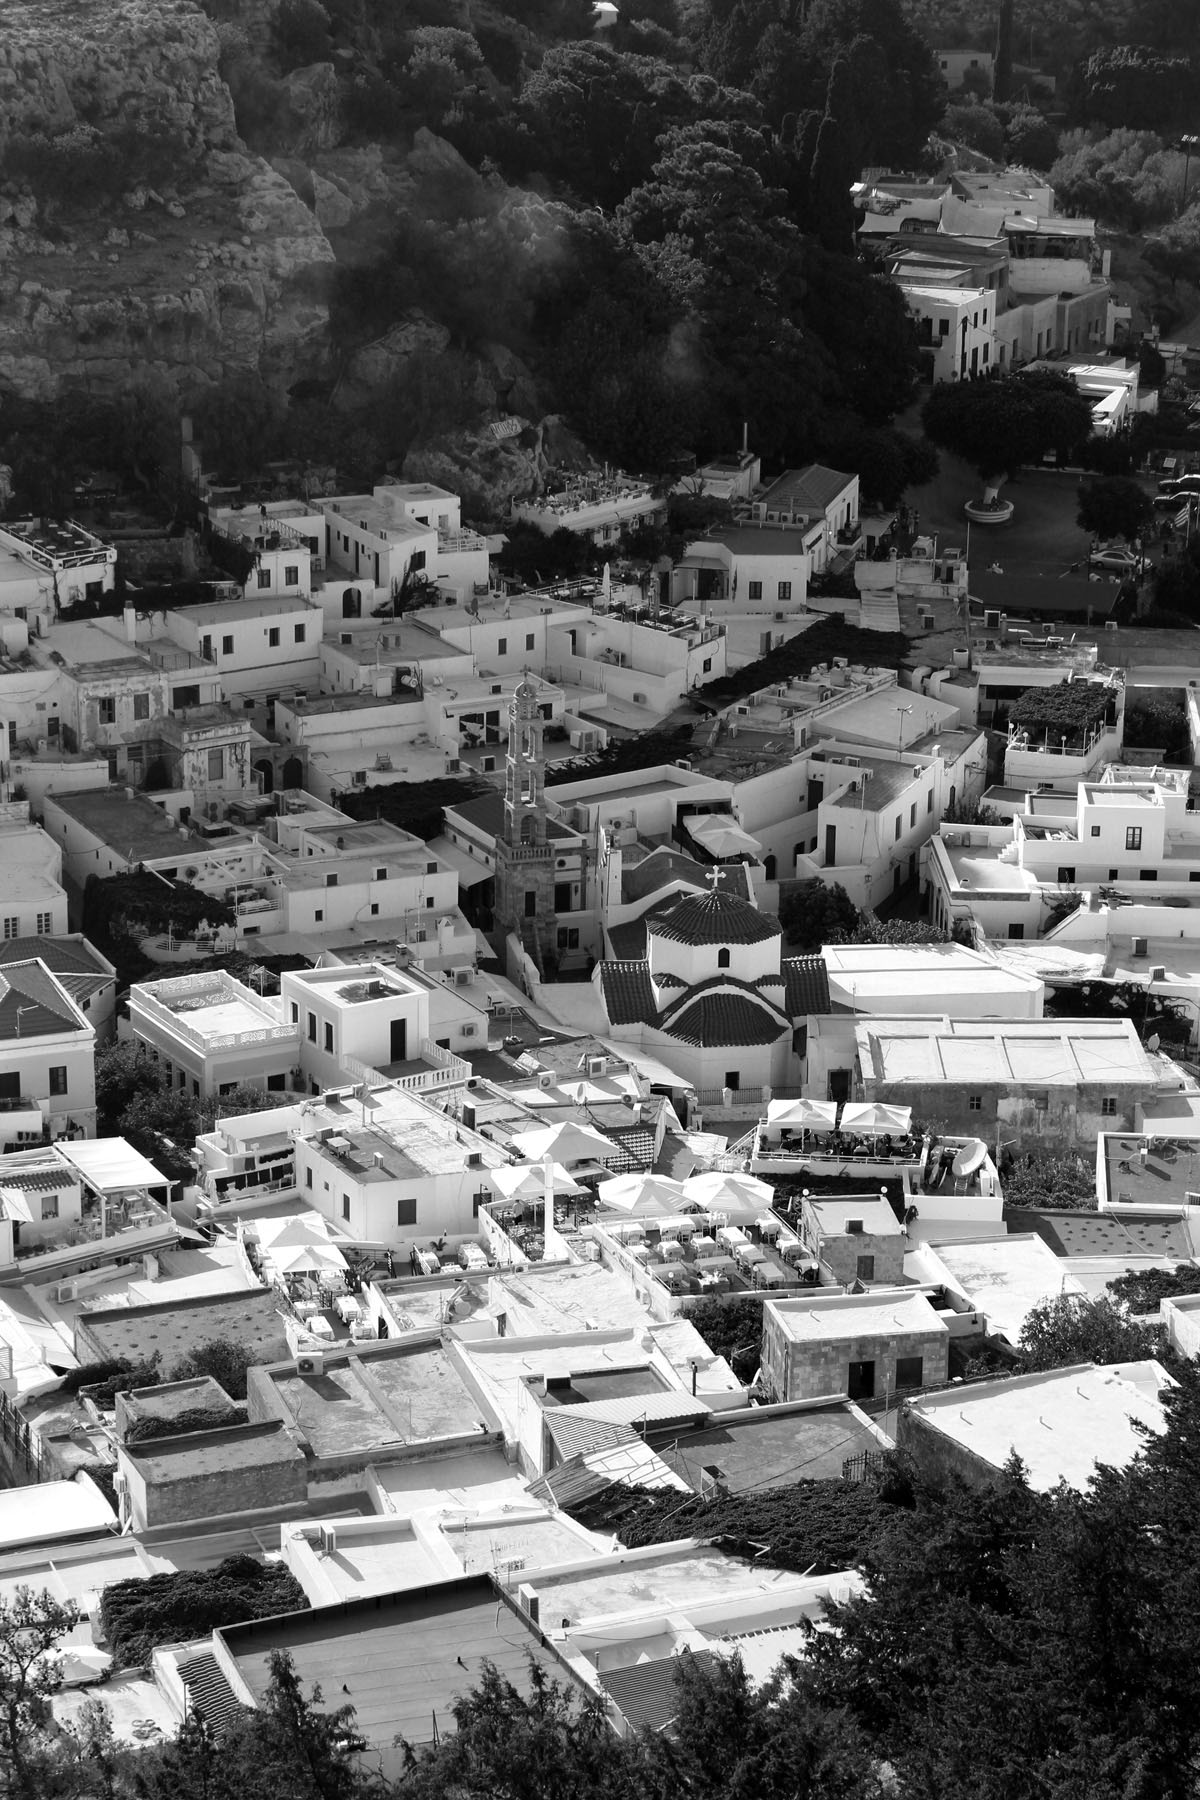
xmin=0 ymin=0 xmax=336 ymax=398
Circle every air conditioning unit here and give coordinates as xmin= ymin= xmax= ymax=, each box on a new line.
xmin=675 ymin=758 xmax=692 ymax=771
xmin=454 ymin=967 xmax=472 ymax=987
xmin=1132 ymin=936 xmax=1148 ymax=958
xmin=774 ymin=611 xmax=786 ymax=621
xmin=984 ymin=609 xmax=1001 ymax=630
xmin=1151 ymin=966 xmax=1167 ymax=982
xmin=54 ymin=1280 xmax=79 ymax=1304
xmin=587 ymin=1056 xmax=606 ymax=1076
xmin=538 ymin=1071 xmax=555 ymax=1089
xmin=467 ymin=1152 xmax=482 ymax=1168
xmin=296 ymin=1352 xmax=324 ymax=1377
xmin=316 ymin=1524 xmax=337 ymax=1555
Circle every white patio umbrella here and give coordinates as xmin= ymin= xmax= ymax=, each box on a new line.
xmin=510 ymin=1120 xmax=618 ymax=1166
xmin=254 ymin=1213 xmax=341 ymax=1249
xmin=839 ymin=1102 xmax=913 ymax=1135
xmin=766 ymin=1098 xmax=839 ymax=1130
xmin=267 ymin=1241 xmax=349 ymax=1277
xmin=682 ymin=1171 xmax=774 ymax=1213
xmin=689 ymin=815 xmax=763 ymax=860
xmin=596 ymin=1173 xmax=690 ymax=1213
xmin=490 ymin=1162 xmax=586 ymax=1202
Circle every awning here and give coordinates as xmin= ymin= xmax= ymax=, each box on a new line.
xmin=427 ymin=836 xmax=493 ymax=889
xmin=58 ymin=1139 xmax=169 ymax=1194
xmin=688 ymin=816 xmax=763 ymax=860
xmin=839 ymin=1102 xmax=912 ymax=1135
xmin=766 ymin=1098 xmax=839 ymax=1129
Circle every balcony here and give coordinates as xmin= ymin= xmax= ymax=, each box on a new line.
xmin=750 ymin=1122 xmax=923 ymax=1176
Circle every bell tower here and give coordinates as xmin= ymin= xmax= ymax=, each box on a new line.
xmin=493 ymin=677 xmax=556 ymax=971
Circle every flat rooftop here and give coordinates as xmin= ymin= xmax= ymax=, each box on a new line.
xmin=268 ymin=1345 xmax=485 ymax=1458
xmin=48 ymin=790 xmax=242 ymax=862
xmin=170 ymin=595 xmax=317 ymax=625
xmin=1102 ymin=1135 xmax=1200 ymax=1210
xmin=526 ymin=1543 xmax=800 ymax=1623
xmin=770 ymin=1289 xmax=946 ymax=1342
xmin=121 ymin=1420 xmax=303 ymax=1481
xmin=920 ymin=1233 xmax=1084 ymax=1345
xmin=664 ymin=1405 xmax=880 ymax=1491
xmin=904 ymin=1360 xmax=1170 ymax=1490
xmin=857 ymin=1016 xmax=1155 ymax=1086
xmin=223 ymin=1578 xmax=575 ymax=1751
xmin=77 ymin=1287 xmax=290 ymax=1371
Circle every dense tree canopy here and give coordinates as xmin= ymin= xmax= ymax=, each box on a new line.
xmin=1076 ymin=474 xmax=1154 ymax=541
xmin=922 ymin=371 xmax=1095 ymax=481
xmin=1018 ymin=1290 xmax=1161 ymax=1371
xmin=1078 ymin=44 xmax=1199 ymax=132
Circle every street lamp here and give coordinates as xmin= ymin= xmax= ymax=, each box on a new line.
xmin=1181 ymin=136 xmax=1200 ymax=213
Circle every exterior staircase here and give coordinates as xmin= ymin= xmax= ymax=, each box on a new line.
xmin=857 ymin=587 xmax=902 ymax=632
xmin=177 ymin=1651 xmax=244 ymax=1735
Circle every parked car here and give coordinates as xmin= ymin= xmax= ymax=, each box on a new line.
xmin=1089 ymin=542 xmax=1147 ymax=573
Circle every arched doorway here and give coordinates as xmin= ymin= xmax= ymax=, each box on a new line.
xmin=254 ymin=758 xmax=274 ymax=795
xmin=282 ymin=755 xmax=304 ymax=789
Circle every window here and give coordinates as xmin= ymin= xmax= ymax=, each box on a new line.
xmin=968 ymin=1094 xmax=982 ymax=1111
xmin=717 ymin=947 xmax=731 ymax=969
xmin=1057 ymin=866 xmax=1075 ymax=884
xmin=1090 ymin=824 xmax=1101 ymax=837
xmin=1007 ymin=923 xmax=1024 ymax=940
xmin=894 ymin=816 xmax=902 ymax=841
xmin=524 ymin=891 xmax=537 ymax=918
xmin=2 ymin=919 xmax=17 ymax=940
xmin=370 ymin=903 xmax=379 ymax=916
xmin=207 ymin=748 xmax=223 ymax=781
xmin=35 ymin=913 xmax=51 ymax=935
xmin=1109 ymin=869 xmax=1119 ymax=881
xmin=40 ymin=1196 xmax=58 ymax=1222
xmin=895 ymin=1356 xmax=924 ymax=1389
xmin=1101 ymin=1096 xmax=1118 ymax=1116
xmin=748 ymin=581 xmax=762 ymax=600
xmin=285 ymin=565 xmax=299 ymax=587
xmin=267 ymin=1073 xmax=286 ymax=1090
xmin=557 ymin=926 xmax=580 ymax=949
xmin=910 ymin=804 xmax=917 ymax=828
xmin=294 ymin=623 xmax=305 ymax=644
xmin=426 ymin=861 xmax=437 ymax=875
xmin=134 ymin=692 xmax=150 ymax=720
xmin=425 ymin=894 xmax=435 ymax=907
xmin=290 ymin=1003 xmax=299 ymax=1023
xmin=324 ymin=1022 xmax=334 ymax=1053
xmin=397 ymin=1198 xmax=417 ymax=1227
xmin=525 ymin=634 xmax=535 ymax=651
xmin=267 ymin=627 xmax=281 ymax=648
xmin=927 ymin=790 xmax=934 ymax=814
xmin=411 ymin=550 xmax=426 ymax=572
xmin=98 ymin=697 xmax=115 ymax=725
xmin=48 ymin=1066 xmax=67 ymax=1096
xmin=173 ymin=686 xmax=200 ymax=709
xmin=307 ymin=1012 xmax=317 ymax=1042
xmin=1140 ymin=870 xmax=1158 ymax=882
xmin=377 ymin=867 xmax=389 ymax=881
xmin=1126 ymin=826 xmax=1142 ymax=851
xmin=314 ymin=908 xmax=323 ymax=922
xmin=343 ymin=589 xmax=361 ymax=620
xmin=724 ymin=1071 xmax=740 ymax=1090
xmin=304 ymin=1166 xmax=313 ymax=1187
xmin=325 ymin=872 xmax=338 ymax=888
xmin=342 ymin=1195 xmax=350 ymax=1221
xmin=498 ymin=637 xmax=507 ymax=655
xmin=855 ymin=1254 xmax=875 ymax=1282
xmin=777 ymin=582 xmax=791 ymax=601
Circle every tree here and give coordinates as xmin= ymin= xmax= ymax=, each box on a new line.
xmin=0 ymin=1586 xmax=79 ymax=1800
xmin=682 ymin=1296 xmax=763 ymax=1377
xmin=1018 ymin=1291 xmax=1161 ymax=1373
xmin=1144 ymin=204 xmax=1200 ymax=291
xmin=779 ymin=879 xmax=861 ymax=951
xmin=943 ymin=101 xmax=1005 ymax=160
xmin=790 ymin=0 xmax=945 ymax=166
xmin=170 ymin=1338 xmax=256 ymax=1402
xmin=1079 ymin=45 xmax=1198 ymax=134
xmin=1108 ymin=1262 xmax=1200 ymax=1315
xmin=999 ymin=104 xmax=1059 ymax=171
xmin=921 ymin=371 xmax=1094 ymax=483
xmin=1000 ymin=1152 xmax=1098 ymax=1210
xmin=1076 ymin=474 xmax=1153 ymax=543
xmin=1049 ymin=128 xmax=1185 ymax=231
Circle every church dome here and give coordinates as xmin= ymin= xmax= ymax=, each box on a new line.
xmin=649 ymin=887 xmax=782 ymax=948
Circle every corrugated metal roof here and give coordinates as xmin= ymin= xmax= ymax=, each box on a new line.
xmin=599 ymin=1651 xmax=719 ymax=1732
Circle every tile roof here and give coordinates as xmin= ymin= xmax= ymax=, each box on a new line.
xmin=599 ymin=1651 xmax=719 ymax=1732
xmin=600 ymin=961 xmax=659 ymax=1027
xmin=0 ymin=961 xmax=86 ymax=1041
xmin=781 ymin=955 xmax=832 ymax=1016
xmin=661 ymin=991 xmax=789 ymax=1049
xmin=650 ymin=889 xmax=781 ymax=948
xmin=757 ymin=464 xmax=856 ymax=513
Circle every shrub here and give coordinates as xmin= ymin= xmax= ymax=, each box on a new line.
xmin=169 ymin=1340 xmax=254 ymax=1402
xmin=100 ymin=1556 xmax=308 ymax=1666
xmin=123 ymin=1405 xmax=244 ymax=1444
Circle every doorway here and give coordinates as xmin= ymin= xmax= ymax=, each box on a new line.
xmin=848 ymin=1359 xmax=875 ymax=1401
xmin=390 ymin=1018 xmax=407 ymax=1063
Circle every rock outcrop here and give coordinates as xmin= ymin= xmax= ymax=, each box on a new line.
xmin=0 ymin=0 xmax=335 ymax=399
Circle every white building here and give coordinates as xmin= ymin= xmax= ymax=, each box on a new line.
xmin=898 ymin=278 xmax=996 ymax=382
xmin=760 ymin=1288 xmax=951 ymax=1406
xmin=741 ymin=466 xmax=861 ymax=572
xmin=161 ymin=595 xmax=324 ymax=701
xmin=511 ymin=472 xmax=663 ymax=546
xmin=126 ymin=971 xmax=301 ymax=1100
xmin=205 ymin=500 xmax=321 ymax=601
xmin=0 ymin=519 xmax=116 ymax=620
xmin=0 ymin=958 xmax=96 ymax=1141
